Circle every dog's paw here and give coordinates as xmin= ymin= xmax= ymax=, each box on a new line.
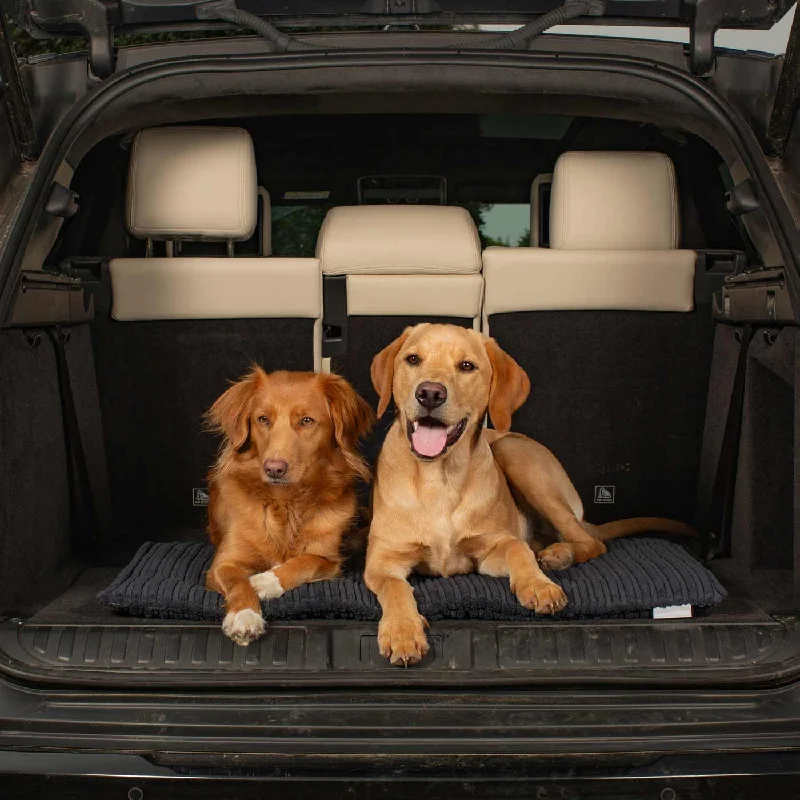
xmin=378 ymin=615 xmax=430 ymax=667
xmin=538 ymin=543 xmax=574 ymax=570
xmin=250 ymin=569 xmax=284 ymax=601
xmin=222 ymin=608 xmax=266 ymax=646
xmin=515 ymin=578 xmax=567 ymax=615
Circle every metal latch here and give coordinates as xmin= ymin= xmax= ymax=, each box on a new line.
xmin=361 ymin=1 xmax=439 ymax=12
xmin=713 ymin=267 xmax=795 ymax=324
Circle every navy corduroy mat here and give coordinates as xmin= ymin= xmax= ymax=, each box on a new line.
xmin=97 ymin=538 xmax=726 ymax=622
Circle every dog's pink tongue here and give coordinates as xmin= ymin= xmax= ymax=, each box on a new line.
xmin=412 ymin=423 xmax=448 ymax=457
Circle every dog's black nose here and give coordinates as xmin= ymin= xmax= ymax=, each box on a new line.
xmin=415 ymin=381 xmax=447 ymax=410
xmin=264 ymin=459 xmax=289 ymax=479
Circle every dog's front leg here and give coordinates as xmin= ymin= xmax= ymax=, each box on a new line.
xmin=470 ymin=534 xmax=567 ymax=615
xmin=365 ymin=540 xmax=428 ymax=666
xmin=206 ymin=560 xmax=266 ymax=647
xmin=250 ymin=553 xmax=341 ymax=600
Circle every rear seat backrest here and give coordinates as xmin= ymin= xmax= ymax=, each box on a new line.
xmin=317 ymin=204 xmax=483 ymax=320
xmin=110 ymin=126 xmax=320 ymax=342
xmin=482 ymin=151 xmax=713 ymax=525
xmin=101 ymin=126 xmax=322 ymax=534
xmin=484 ymin=151 xmax=695 ymax=322
xmin=316 ymin=204 xmax=484 ymax=464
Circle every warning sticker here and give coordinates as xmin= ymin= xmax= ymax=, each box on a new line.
xmin=593 ymin=485 xmax=615 ymax=504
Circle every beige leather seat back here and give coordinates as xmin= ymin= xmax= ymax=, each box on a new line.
xmin=316 ymin=204 xmax=484 ymax=367
xmin=109 ymin=126 xmax=322 ymax=366
xmin=483 ymin=151 xmax=695 ymax=326
xmin=529 ymin=172 xmax=552 ymax=247
xmin=481 ymin=151 xmax=709 ymax=527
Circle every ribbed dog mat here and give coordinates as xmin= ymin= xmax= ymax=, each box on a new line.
xmin=97 ymin=538 xmax=726 ymax=621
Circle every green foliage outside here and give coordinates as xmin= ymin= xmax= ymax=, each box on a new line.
xmin=7 ymin=18 xmax=478 ymax=59
xmin=272 ymin=206 xmax=330 ymax=258
xmin=7 ymin=18 xmax=252 ymax=59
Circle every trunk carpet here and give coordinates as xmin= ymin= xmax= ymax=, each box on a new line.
xmin=97 ymin=538 xmax=726 ymax=622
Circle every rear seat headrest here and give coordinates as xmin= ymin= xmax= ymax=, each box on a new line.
xmin=126 ymin=126 xmax=258 ymax=241
xmin=317 ymin=205 xmax=482 ymax=275
xmin=550 ymin=151 xmax=680 ymax=250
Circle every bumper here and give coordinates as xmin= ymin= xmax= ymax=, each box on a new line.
xmin=1 ymin=674 xmax=800 ymax=796
xmin=3 ymin=751 xmax=800 ymax=798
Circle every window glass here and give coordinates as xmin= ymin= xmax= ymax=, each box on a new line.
xmin=271 ymin=202 xmax=534 ymax=256
xmin=472 ymin=203 xmax=531 ymax=248
xmin=271 ymin=206 xmax=330 ymax=257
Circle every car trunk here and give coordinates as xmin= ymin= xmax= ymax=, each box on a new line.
xmin=3 ymin=0 xmax=800 ymax=684
xmin=0 ymin=356 xmax=794 ymax=688
xmin=0 ymin=102 xmax=797 ymax=688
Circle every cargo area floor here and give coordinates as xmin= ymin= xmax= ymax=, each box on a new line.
xmin=0 ymin=566 xmax=796 ymax=689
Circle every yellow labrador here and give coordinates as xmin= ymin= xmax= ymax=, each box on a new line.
xmin=365 ymin=323 xmax=694 ymax=666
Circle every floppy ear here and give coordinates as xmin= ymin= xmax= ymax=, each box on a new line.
xmin=321 ymin=373 xmax=376 ymax=482
xmin=370 ymin=328 xmax=412 ymax=418
xmin=484 ymin=337 xmax=530 ymax=433
xmin=205 ymin=367 xmax=264 ymax=451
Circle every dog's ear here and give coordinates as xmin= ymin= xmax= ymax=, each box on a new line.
xmin=370 ymin=328 xmax=412 ymax=418
xmin=205 ymin=367 xmax=265 ymax=451
xmin=484 ymin=337 xmax=530 ymax=433
xmin=320 ymin=373 xmax=375 ymax=482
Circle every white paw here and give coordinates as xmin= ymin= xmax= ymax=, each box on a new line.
xmin=250 ymin=569 xmax=284 ymax=600
xmin=222 ymin=608 xmax=265 ymax=646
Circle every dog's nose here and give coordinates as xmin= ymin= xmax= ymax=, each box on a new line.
xmin=415 ymin=381 xmax=447 ymax=410
xmin=264 ymin=459 xmax=289 ymax=479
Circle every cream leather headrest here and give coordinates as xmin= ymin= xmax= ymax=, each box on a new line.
xmin=317 ymin=205 xmax=482 ymax=275
xmin=126 ymin=126 xmax=257 ymax=241
xmin=550 ymin=151 xmax=680 ymax=250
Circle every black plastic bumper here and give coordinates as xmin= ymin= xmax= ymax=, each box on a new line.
xmin=3 ymin=751 xmax=800 ymax=798
xmin=1 ymin=673 xmax=800 ymax=797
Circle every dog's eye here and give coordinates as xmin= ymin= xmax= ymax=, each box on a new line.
xmin=405 ymin=354 xmax=420 ymax=366
xmin=459 ymin=361 xmax=476 ymax=372
xmin=257 ymin=415 xmax=269 ymax=425
xmin=300 ymin=417 xmax=315 ymax=427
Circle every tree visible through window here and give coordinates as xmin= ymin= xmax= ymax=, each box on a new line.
xmin=465 ymin=202 xmax=531 ymax=248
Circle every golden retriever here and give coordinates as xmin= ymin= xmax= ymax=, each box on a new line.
xmin=365 ymin=323 xmax=694 ymax=665
xmin=205 ymin=367 xmax=374 ymax=646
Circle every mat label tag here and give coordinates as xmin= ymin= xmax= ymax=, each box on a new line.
xmin=653 ymin=604 xmax=693 ymax=619
xmin=193 ymin=488 xmax=209 ymax=507
xmin=594 ymin=485 xmax=615 ymax=504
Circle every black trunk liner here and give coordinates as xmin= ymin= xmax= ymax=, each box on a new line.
xmin=2 ymin=567 xmax=795 ymax=688
xmin=1 ymin=615 xmax=793 ymax=687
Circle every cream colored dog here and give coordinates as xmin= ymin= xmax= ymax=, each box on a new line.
xmin=364 ymin=323 xmax=694 ymax=666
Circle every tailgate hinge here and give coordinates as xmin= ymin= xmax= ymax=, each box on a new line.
xmin=688 ymin=0 xmax=794 ymax=76
xmin=688 ymin=0 xmax=727 ymax=76
xmin=31 ymin=0 xmax=119 ymax=79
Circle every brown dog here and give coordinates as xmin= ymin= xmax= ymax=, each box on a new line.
xmin=205 ymin=367 xmax=374 ymax=646
xmin=365 ymin=323 xmax=693 ymax=666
